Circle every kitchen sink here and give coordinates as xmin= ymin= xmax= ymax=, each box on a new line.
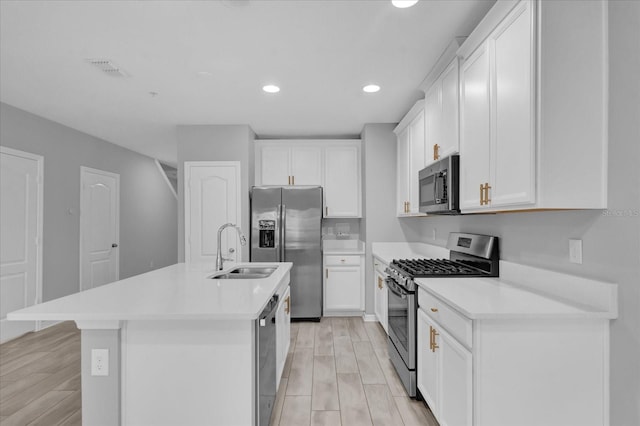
xmin=209 ymin=266 xmax=277 ymax=280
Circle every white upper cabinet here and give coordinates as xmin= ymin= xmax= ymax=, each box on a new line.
xmin=324 ymin=143 xmax=361 ymax=217
xmin=258 ymin=143 xmax=322 ymax=186
xmin=395 ymin=100 xmax=426 ymax=216
xmin=290 ymin=146 xmax=323 ymax=186
xmin=458 ymin=0 xmax=608 ymax=212
xmin=460 ymin=43 xmax=491 ymax=209
xmin=420 ymin=38 xmax=464 ymax=167
xmin=424 ymin=58 xmax=460 ymax=166
xmin=255 ymin=140 xmax=362 ymax=218
xmin=460 ymin=0 xmax=534 ymax=211
xmin=260 ymin=144 xmax=291 ymax=186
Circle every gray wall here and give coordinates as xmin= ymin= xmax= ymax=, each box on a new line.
xmin=0 ymin=103 xmax=178 ymax=302
xmin=176 ymin=125 xmax=256 ymax=263
xmin=361 ymin=123 xmax=409 ymax=315
xmin=390 ymin=3 xmax=640 ymax=423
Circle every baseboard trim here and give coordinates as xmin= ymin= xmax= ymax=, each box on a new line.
xmin=362 ymin=314 xmax=377 ymax=322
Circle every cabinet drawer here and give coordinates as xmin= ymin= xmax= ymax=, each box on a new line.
xmin=373 ymin=257 xmax=388 ymax=275
xmin=418 ymin=288 xmax=472 ymax=349
xmin=325 ymin=255 xmax=360 ymax=266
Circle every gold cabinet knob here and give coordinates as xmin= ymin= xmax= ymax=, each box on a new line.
xmin=430 ymin=307 xmax=438 ymax=313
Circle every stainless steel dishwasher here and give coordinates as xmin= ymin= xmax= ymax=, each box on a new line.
xmin=256 ymin=295 xmax=278 ymax=426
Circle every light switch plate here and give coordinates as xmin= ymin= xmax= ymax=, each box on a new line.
xmin=569 ymin=239 xmax=583 ymax=264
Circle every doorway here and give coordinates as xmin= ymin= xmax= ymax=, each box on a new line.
xmin=0 ymin=146 xmax=43 ymax=343
xmin=79 ymin=167 xmax=120 ymax=291
xmin=184 ymin=161 xmax=241 ymax=265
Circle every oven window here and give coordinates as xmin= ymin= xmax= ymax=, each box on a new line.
xmin=387 ymin=282 xmax=408 ymax=353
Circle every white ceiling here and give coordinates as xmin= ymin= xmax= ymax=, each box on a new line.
xmin=0 ymin=0 xmax=494 ymax=166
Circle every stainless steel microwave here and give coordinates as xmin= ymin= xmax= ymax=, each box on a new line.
xmin=418 ymin=155 xmax=460 ymax=214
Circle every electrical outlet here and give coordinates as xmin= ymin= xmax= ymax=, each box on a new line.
xmin=569 ymin=239 xmax=583 ymax=264
xmin=91 ymin=349 xmax=109 ymax=376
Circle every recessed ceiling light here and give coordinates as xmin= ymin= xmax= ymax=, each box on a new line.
xmin=363 ymin=84 xmax=381 ymax=93
xmin=392 ymin=0 xmax=419 ymax=8
xmin=262 ymin=85 xmax=280 ymax=93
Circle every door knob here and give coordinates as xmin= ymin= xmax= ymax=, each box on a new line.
xmin=229 ymin=247 xmax=235 ymax=253
xmin=112 ymin=243 xmax=118 ymax=248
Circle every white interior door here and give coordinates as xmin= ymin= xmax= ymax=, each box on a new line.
xmin=80 ymin=167 xmax=120 ymax=291
xmin=0 ymin=147 xmax=43 ymax=343
xmin=184 ymin=162 xmax=241 ymax=265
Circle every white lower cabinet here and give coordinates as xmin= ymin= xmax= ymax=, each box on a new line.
xmin=417 ymin=308 xmax=472 ymax=426
xmin=324 ymin=255 xmax=363 ymax=314
xmin=417 ymin=287 xmax=610 ymax=426
xmin=373 ymin=259 xmax=388 ymax=333
xmin=275 ymin=285 xmax=291 ymax=388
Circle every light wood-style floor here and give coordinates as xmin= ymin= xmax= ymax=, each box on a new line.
xmin=271 ymin=317 xmax=438 ymax=426
xmin=0 ymin=321 xmax=81 ymax=426
xmin=0 ymin=318 xmax=438 ymax=426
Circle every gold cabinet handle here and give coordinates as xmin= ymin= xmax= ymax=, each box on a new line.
xmin=485 ymin=183 xmax=491 ymax=204
xmin=325 ymin=206 xmax=328 ymax=216
xmin=433 ymin=144 xmax=440 ymax=161
xmin=429 ymin=326 xmax=434 ymax=351
xmin=288 ymin=176 xmax=291 ymax=185
xmin=480 ymin=183 xmax=485 ymax=205
xmin=430 ymin=307 xmax=438 ymax=313
xmin=377 ymin=277 xmax=383 ymax=289
xmin=325 ymin=268 xmax=328 ymax=279
xmin=292 ymin=175 xmax=295 ymax=185
xmin=285 ymin=296 xmax=290 ymax=314
xmin=430 ymin=326 xmax=439 ymax=352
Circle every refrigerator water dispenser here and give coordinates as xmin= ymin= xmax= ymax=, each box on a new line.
xmin=258 ymin=220 xmax=275 ymax=248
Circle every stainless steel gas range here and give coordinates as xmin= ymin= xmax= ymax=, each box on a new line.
xmin=385 ymin=232 xmax=499 ymax=398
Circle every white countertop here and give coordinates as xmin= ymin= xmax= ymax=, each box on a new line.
xmin=416 ymin=261 xmax=617 ymax=320
xmin=371 ymin=242 xmax=449 ymax=265
xmin=8 ymin=262 xmax=292 ymax=322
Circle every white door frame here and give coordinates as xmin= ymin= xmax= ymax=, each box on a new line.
xmin=79 ymin=166 xmax=120 ymax=292
xmin=184 ymin=161 xmax=242 ymax=264
xmin=0 ymin=146 xmax=44 ymax=335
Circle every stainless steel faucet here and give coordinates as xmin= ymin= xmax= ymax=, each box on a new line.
xmin=215 ymin=223 xmax=247 ymax=271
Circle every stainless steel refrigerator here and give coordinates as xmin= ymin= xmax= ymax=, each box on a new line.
xmin=250 ymin=186 xmax=323 ymax=320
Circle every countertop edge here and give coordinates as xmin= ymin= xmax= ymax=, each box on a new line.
xmin=416 ymin=279 xmax=616 ymax=320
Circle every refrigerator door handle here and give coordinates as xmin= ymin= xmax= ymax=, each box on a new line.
xmin=280 ymin=204 xmax=286 ymax=261
xmin=276 ymin=204 xmax=282 ymax=262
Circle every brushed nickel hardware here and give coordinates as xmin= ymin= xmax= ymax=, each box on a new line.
xmin=430 ymin=307 xmax=438 ymax=313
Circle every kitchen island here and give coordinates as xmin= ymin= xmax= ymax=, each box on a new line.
xmin=8 ymin=262 xmax=293 ymax=426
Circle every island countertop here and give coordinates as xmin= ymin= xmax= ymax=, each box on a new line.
xmin=7 ymin=262 xmax=292 ymax=322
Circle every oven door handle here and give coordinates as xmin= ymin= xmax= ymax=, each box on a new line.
xmin=386 ymin=278 xmax=407 ymax=299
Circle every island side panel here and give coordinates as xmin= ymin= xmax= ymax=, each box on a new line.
xmin=81 ymin=328 xmax=121 ymax=426
xmin=122 ymin=319 xmax=254 ymax=426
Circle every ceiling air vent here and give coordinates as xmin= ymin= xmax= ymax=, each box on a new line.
xmin=85 ymin=58 xmax=129 ymax=77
